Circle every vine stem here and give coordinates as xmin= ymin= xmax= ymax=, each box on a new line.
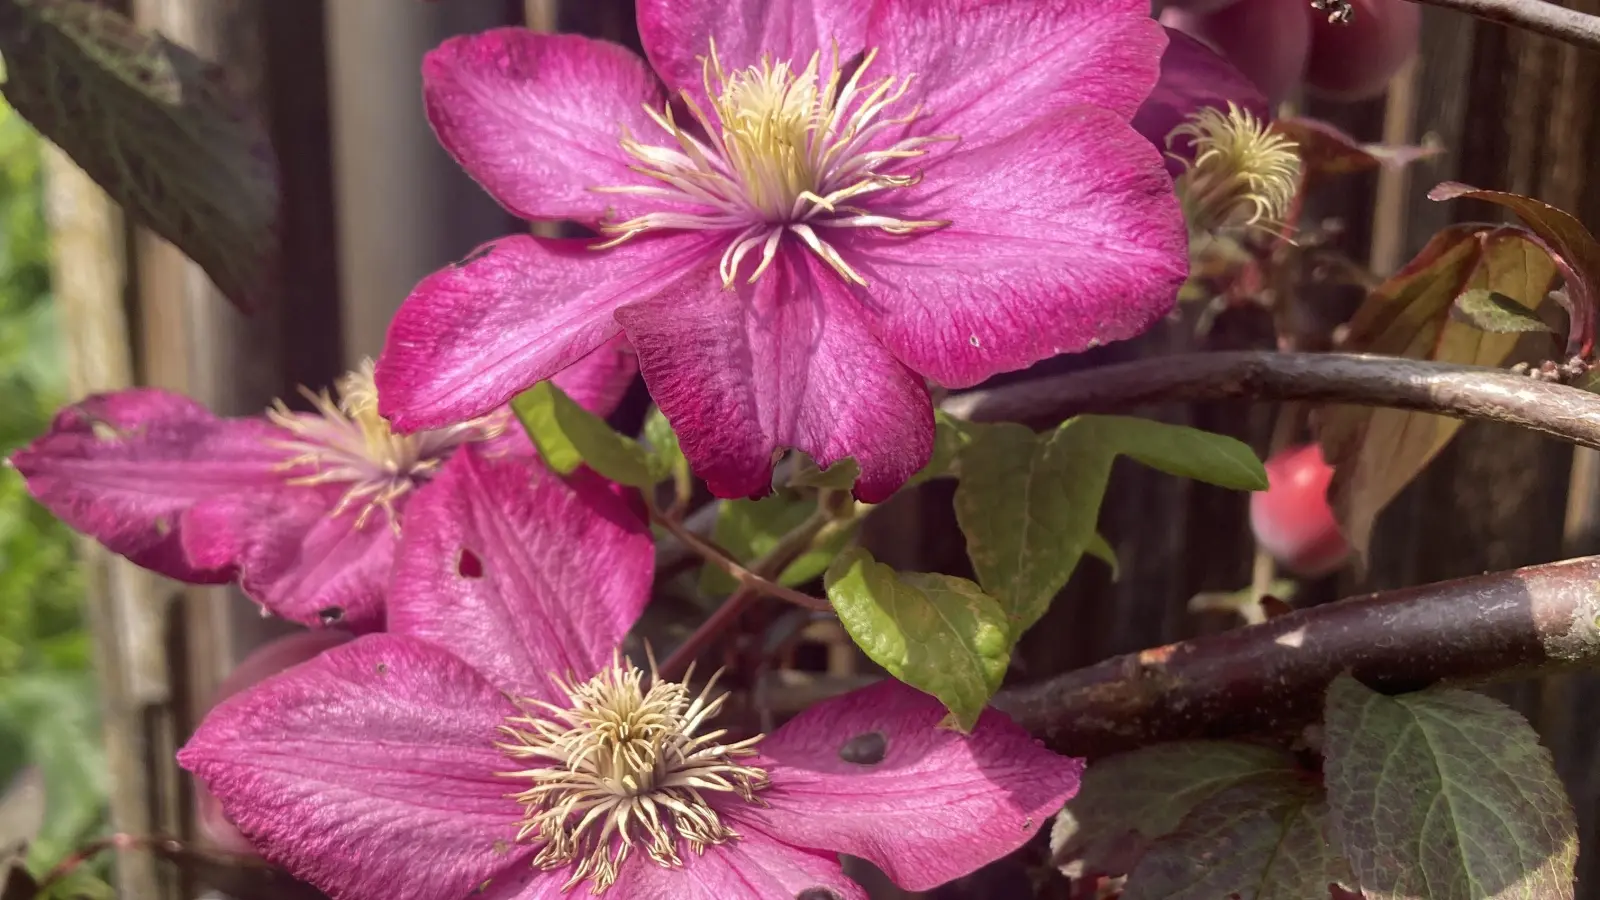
xmin=941 ymin=351 xmax=1600 ymax=447
xmin=659 ymin=507 xmax=837 ymax=680
xmin=649 ymin=508 xmax=830 ymax=614
xmin=994 ymin=554 xmax=1600 ymax=757
xmin=1402 ymin=0 xmax=1600 ymax=54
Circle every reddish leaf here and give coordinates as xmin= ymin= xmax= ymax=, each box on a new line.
xmin=1274 ymin=118 xmax=1441 ymax=183
xmin=0 ymin=0 xmax=280 ymax=312
xmin=1317 ymin=226 xmax=1558 ymax=559
xmin=1430 ymin=182 xmax=1599 ymax=358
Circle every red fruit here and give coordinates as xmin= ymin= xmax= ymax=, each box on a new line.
xmin=193 ymin=629 xmax=354 ymax=856
xmin=1305 ymin=0 xmax=1422 ymax=100
xmin=1250 ymin=443 xmax=1351 ymax=577
xmin=1162 ymin=0 xmax=1312 ymax=105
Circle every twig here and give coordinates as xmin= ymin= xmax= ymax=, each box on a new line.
xmin=942 ymin=352 xmax=1600 ymax=451
xmin=661 ymin=508 xmax=837 ymax=679
xmin=1404 ymin=0 xmax=1600 ymax=55
xmin=649 ymin=509 xmax=831 ymax=613
xmin=994 ymin=555 xmax=1600 ymax=758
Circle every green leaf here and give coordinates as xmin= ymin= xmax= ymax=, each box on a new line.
xmin=640 ymin=407 xmax=686 ymax=485
xmin=1319 ymin=226 xmax=1558 ymax=558
xmin=955 ymin=416 xmax=1265 ymax=638
xmin=1452 ymin=290 xmax=1554 ymax=333
xmin=0 ymin=0 xmax=279 ymax=311
xmin=1082 ymin=416 xmax=1268 ymax=492
xmin=1323 ymin=676 xmax=1576 ymax=900
xmin=699 ymin=495 xmax=856 ymax=595
xmin=1123 ymin=777 xmax=1352 ymax=900
xmin=787 ymin=454 xmax=860 ymax=491
xmin=905 ymin=412 xmax=969 ymax=488
xmin=1085 ymin=532 xmax=1118 ymax=580
xmin=824 ymin=547 xmax=1008 ymax=732
xmin=1051 ymin=741 xmax=1299 ymax=878
xmin=511 ymin=381 xmax=656 ymax=487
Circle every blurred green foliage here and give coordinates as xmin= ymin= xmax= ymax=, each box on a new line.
xmin=0 ymin=96 xmax=109 ymax=885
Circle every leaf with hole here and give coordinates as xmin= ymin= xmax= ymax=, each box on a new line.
xmin=0 ymin=0 xmax=280 ymax=311
xmin=1051 ymin=741 xmax=1298 ymax=878
xmin=824 ymin=547 xmax=1008 ymax=732
xmin=1318 ymin=226 xmax=1557 ymax=560
xmin=511 ymin=381 xmax=655 ymax=488
xmin=1323 ymin=675 xmax=1576 ymax=900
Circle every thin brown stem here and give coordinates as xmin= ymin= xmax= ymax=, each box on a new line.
xmin=1402 ymin=0 xmax=1600 ymax=54
xmin=661 ymin=507 xmax=836 ymax=680
xmin=942 ymin=352 xmax=1600 ymax=451
xmin=995 ymin=555 xmax=1600 ymax=758
xmin=649 ymin=508 xmax=830 ymax=613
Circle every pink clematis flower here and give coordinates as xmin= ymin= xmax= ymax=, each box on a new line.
xmin=375 ymin=0 xmax=1190 ymax=503
xmin=180 ymin=450 xmax=1081 ymax=900
xmin=9 ymin=339 xmax=636 ymax=630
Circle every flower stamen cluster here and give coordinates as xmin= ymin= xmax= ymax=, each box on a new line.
xmin=265 ymin=360 xmax=504 ymax=528
xmin=497 ymin=654 xmax=768 ymax=894
xmin=594 ymin=40 xmax=955 ymax=288
xmin=1168 ymin=103 xmax=1301 ymax=236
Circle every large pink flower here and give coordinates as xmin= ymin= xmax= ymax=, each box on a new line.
xmin=9 ymin=339 xmax=635 ymax=630
xmin=375 ymin=0 xmax=1189 ymax=502
xmin=180 ymin=450 xmax=1081 ymax=900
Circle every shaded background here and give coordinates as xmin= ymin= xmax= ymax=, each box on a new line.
xmin=6 ymin=0 xmax=1600 ymax=897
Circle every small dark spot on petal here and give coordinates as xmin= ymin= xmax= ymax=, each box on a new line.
xmin=318 ymin=606 xmax=344 ymax=625
xmin=457 ymin=548 xmax=484 ymax=579
xmin=797 ymin=889 xmax=842 ymax=900
xmin=839 ymin=731 xmax=888 ymax=765
xmin=375 ymin=662 xmax=389 ymax=675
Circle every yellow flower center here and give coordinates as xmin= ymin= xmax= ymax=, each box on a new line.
xmin=1167 ymin=103 xmax=1301 ymax=235
xmin=265 ymin=360 xmax=505 ymax=528
xmin=594 ymin=41 xmax=955 ymax=288
xmin=497 ymin=655 xmax=768 ymax=895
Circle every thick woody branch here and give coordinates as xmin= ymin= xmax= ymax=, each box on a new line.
xmin=994 ymin=555 xmax=1600 ymax=758
xmin=1407 ymin=0 xmax=1600 ymax=54
xmin=942 ymin=352 xmax=1600 ymax=450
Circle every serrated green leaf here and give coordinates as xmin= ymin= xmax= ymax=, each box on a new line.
xmin=824 ymin=547 xmax=1008 ymax=732
xmin=1323 ymin=676 xmax=1576 ymax=900
xmin=1080 ymin=415 xmax=1268 ymax=492
xmin=955 ymin=416 xmax=1265 ymax=638
xmin=1051 ymin=741 xmax=1298 ymax=877
xmin=787 ymin=454 xmax=860 ymax=491
xmin=1452 ymin=290 xmax=1554 ymax=333
xmin=511 ymin=381 xmax=655 ymax=487
xmin=640 ymin=407 xmax=685 ymax=485
xmin=1123 ymin=777 xmax=1352 ymax=900
xmin=0 ymin=0 xmax=279 ymax=311
xmin=699 ymin=495 xmax=857 ymax=595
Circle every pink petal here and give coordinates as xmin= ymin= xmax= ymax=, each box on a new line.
xmin=843 ymin=108 xmax=1188 ymax=388
xmin=376 ymin=232 xmax=711 ymax=433
xmin=616 ymin=248 xmax=933 ymax=503
xmin=10 ymin=389 xmax=290 ymax=582
xmin=473 ymin=816 xmax=866 ymax=900
xmin=386 ymin=448 xmax=654 ymax=702
xmin=754 ymin=679 xmax=1082 ymax=892
xmin=868 ymin=0 xmax=1166 ymax=147
xmin=551 ymin=332 xmax=638 ymax=418
xmin=423 ymin=29 xmax=666 ymax=224
xmin=635 ymin=0 xmax=871 ymax=105
xmin=178 ymin=634 xmax=526 ymax=900
xmin=182 ymin=486 xmax=398 ymax=631
xmin=1132 ymin=27 xmax=1269 ymax=175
